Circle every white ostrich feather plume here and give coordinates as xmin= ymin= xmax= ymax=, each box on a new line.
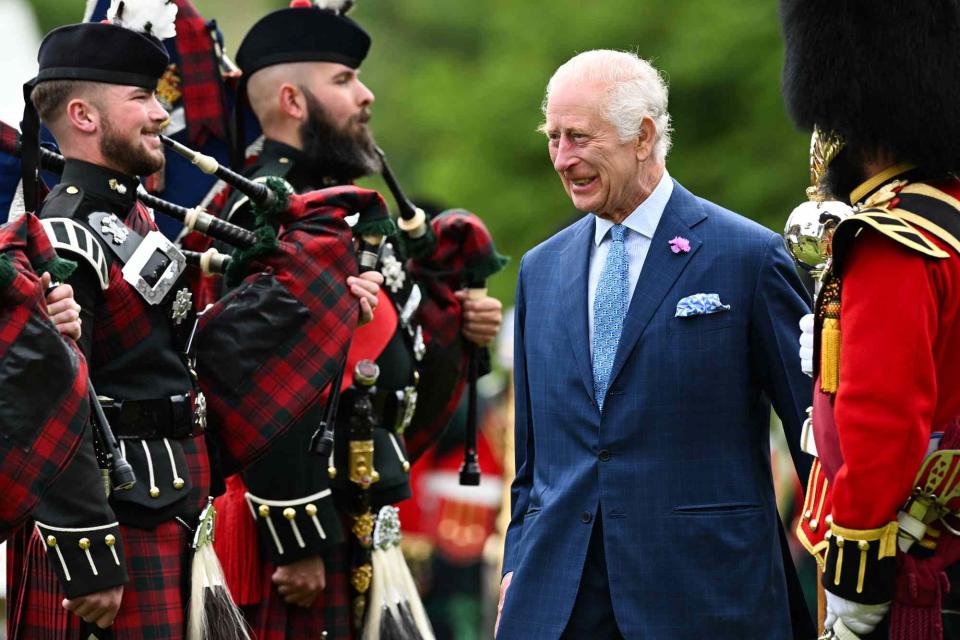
xmin=107 ymin=0 xmax=178 ymax=40
xmin=312 ymin=0 xmax=355 ymax=14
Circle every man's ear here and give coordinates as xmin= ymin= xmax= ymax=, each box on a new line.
xmin=635 ymin=116 xmax=656 ymax=162
xmin=65 ymin=98 xmax=98 ymax=135
xmin=278 ymin=83 xmax=307 ymax=121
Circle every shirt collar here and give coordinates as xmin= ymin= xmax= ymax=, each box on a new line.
xmin=594 ymin=169 xmax=673 ymax=246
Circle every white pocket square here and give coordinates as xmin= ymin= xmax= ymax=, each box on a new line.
xmin=675 ymin=293 xmax=731 ymax=318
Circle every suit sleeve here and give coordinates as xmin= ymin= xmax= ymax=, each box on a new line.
xmin=502 ymin=256 xmax=533 ymax=577
xmin=749 ymin=232 xmax=814 ymax=483
xmin=31 ymin=265 xmax=127 ymax=598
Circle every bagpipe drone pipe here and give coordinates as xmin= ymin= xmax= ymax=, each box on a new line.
xmin=375 ymin=147 xmax=508 ymax=480
xmin=0 ymin=122 xmax=392 ymax=477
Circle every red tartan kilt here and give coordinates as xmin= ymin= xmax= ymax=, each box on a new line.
xmin=7 ymin=520 xmax=192 ymax=640
xmin=241 ymin=538 xmax=353 ymax=640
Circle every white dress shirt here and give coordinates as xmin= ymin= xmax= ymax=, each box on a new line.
xmin=588 ymin=169 xmax=674 ymax=347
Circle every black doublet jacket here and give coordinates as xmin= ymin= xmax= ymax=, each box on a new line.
xmin=220 ymin=140 xmax=420 ymax=565
xmin=32 ymin=160 xmax=206 ymax=597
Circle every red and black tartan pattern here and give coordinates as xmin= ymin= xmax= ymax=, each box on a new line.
xmin=241 ymin=535 xmax=352 ymax=640
xmin=195 ymin=186 xmax=392 ymax=471
xmin=0 ymin=213 xmax=88 ymax=539
xmin=89 ymin=204 xmax=161 ymax=366
xmin=7 ymin=519 xmax=193 ymax=640
xmin=403 ymin=209 xmax=504 ymax=459
xmin=172 ymin=0 xmax=229 ymax=147
xmin=0 ymin=119 xmax=22 ymax=165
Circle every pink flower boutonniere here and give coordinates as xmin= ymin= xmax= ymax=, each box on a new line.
xmin=668 ymin=236 xmax=691 ymax=254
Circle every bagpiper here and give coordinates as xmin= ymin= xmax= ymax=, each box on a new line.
xmin=781 ymin=1 xmax=960 ymax=638
xmin=6 ymin=1 xmax=363 ymax=637
xmin=189 ymin=1 xmax=504 ymax=638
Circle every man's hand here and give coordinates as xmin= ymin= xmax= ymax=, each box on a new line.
xmin=43 ymin=273 xmax=82 ymax=341
xmin=272 ymin=555 xmax=326 ymax=608
xmin=799 ymin=313 xmax=814 ymax=376
xmin=495 ymin=571 xmax=513 ymax=637
xmin=62 ymin=585 xmax=123 ymax=629
xmin=456 ymin=290 xmax=503 ymax=347
xmin=824 ymin=591 xmax=889 ymax=636
xmin=349 ymin=271 xmax=383 ymax=326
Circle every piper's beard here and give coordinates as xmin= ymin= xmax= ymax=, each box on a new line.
xmin=99 ymin=117 xmax=164 ymax=178
xmin=299 ymin=91 xmax=382 ymax=183
xmin=821 ymin=148 xmax=867 ymax=205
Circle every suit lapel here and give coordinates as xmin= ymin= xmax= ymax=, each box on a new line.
xmin=607 ymin=182 xmax=707 ymax=388
xmin=561 ymin=216 xmax=596 ymax=401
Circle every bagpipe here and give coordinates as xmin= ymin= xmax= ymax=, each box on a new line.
xmin=0 ymin=122 xmax=392 ymax=478
xmin=375 ymin=147 xmax=507 ymax=484
xmin=0 ymin=212 xmax=91 ymax=541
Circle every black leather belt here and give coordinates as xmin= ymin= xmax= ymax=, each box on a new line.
xmin=100 ymin=394 xmax=196 ymax=439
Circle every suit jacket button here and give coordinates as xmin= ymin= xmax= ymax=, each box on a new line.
xmin=581 ymin=511 xmax=593 ymax=524
xmin=599 ymin=450 xmax=611 ymax=462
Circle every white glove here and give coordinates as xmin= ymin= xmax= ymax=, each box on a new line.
xmin=824 ymin=591 xmax=889 ymax=636
xmin=799 ymin=313 xmax=815 ymax=376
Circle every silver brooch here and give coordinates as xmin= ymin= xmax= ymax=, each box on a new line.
xmin=171 ymin=288 xmax=193 ymax=325
xmin=194 ymin=392 xmax=207 ymax=432
xmin=381 ymin=252 xmax=406 ymax=293
xmin=108 ymin=178 xmax=128 ymax=195
xmin=100 ymin=214 xmax=129 ymax=245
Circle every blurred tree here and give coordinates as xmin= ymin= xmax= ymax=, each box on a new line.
xmin=25 ymin=0 xmax=811 ymax=303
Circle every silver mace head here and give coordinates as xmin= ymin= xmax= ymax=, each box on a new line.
xmin=784 ymin=199 xmax=852 ymax=273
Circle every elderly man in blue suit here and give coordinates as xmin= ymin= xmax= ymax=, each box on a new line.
xmin=496 ymin=50 xmax=814 ymax=639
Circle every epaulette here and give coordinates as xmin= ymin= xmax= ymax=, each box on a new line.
xmin=833 ymin=181 xmax=960 ymax=270
xmin=39 ymin=217 xmax=110 ymax=290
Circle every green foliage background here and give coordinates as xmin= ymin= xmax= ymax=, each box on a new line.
xmin=28 ymin=0 xmax=811 ymax=303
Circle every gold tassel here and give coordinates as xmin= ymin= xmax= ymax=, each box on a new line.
xmin=820 ymin=317 xmax=841 ymax=393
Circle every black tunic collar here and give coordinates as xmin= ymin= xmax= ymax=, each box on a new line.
xmin=59 ymin=159 xmax=140 ymax=211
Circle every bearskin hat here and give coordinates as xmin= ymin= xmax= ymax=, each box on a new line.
xmin=781 ymin=0 xmax=960 ymax=174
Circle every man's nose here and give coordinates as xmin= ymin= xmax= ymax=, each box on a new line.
xmin=553 ymin=138 xmax=578 ymax=173
xmin=357 ymin=80 xmax=375 ymax=107
xmin=148 ymin=95 xmax=169 ymax=123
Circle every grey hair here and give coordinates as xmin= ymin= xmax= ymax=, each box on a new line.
xmin=542 ymin=50 xmax=672 ymax=161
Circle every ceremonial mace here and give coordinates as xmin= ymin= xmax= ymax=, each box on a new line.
xmin=783 ymin=128 xmax=853 ymax=639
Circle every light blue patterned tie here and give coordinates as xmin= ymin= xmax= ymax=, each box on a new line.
xmin=592 ymin=224 xmax=628 ymax=410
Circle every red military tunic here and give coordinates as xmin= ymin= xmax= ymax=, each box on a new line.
xmin=798 ymin=171 xmax=960 ymax=607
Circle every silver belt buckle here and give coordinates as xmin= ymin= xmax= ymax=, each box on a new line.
xmin=122 ymin=230 xmax=186 ymax=305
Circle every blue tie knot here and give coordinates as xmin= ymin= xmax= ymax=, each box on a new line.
xmin=610 ymin=224 xmax=625 ymax=243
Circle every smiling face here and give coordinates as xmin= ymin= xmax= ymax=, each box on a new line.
xmin=544 ymin=78 xmax=656 ymax=222
xmin=96 ymin=84 xmax=169 ymax=176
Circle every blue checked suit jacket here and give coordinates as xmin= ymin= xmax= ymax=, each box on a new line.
xmin=499 ymin=181 xmax=813 ymax=639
